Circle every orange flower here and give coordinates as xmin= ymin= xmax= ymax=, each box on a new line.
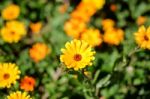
xmin=110 ymin=4 xmax=117 ymax=12
xmin=30 ymin=22 xmax=42 ymax=34
xmin=2 ymin=4 xmax=20 ymax=20
xmin=64 ymin=18 xmax=86 ymax=38
xmin=20 ymin=76 xmax=35 ymax=91
xmin=71 ymin=10 xmax=91 ymax=23
xmin=136 ymin=16 xmax=147 ymax=26
xmin=102 ymin=19 xmax=115 ymax=31
xmin=103 ymin=28 xmax=124 ymax=45
xmin=29 ymin=43 xmax=50 ymax=63
xmin=71 ymin=2 xmax=97 ymax=22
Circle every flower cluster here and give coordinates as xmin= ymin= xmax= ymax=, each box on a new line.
xmin=64 ymin=0 xmax=105 ymax=39
xmin=1 ymin=4 xmax=26 ymax=43
xmin=102 ymin=19 xmax=124 ymax=45
xmin=0 ymin=63 xmax=35 ymax=99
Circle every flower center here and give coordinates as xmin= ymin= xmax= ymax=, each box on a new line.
xmin=28 ymin=81 xmax=32 ymax=85
xmin=11 ymin=31 xmax=15 ymax=35
xmin=144 ymin=35 xmax=149 ymax=41
xmin=74 ymin=54 xmax=82 ymax=61
xmin=3 ymin=73 xmax=10 ymax=80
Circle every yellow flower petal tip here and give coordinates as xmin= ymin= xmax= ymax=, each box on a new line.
xmin=7 ymin=91 xmax=32 ymax=99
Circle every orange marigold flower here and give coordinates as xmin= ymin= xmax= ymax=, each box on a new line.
xmin=20 ymin=76 xmax=35 ymax=91
xmin=2 ymin=4 xmax=20 ymax=20
xmin=103 ymin=28 xmax=124 ymax=45
xmin=71 ymin=2 xmax=97 ymax=22
xmin=136 ymin=16 xmax=147 ymax=26
xmin=29 ymin=43 xmax=50 ymax=63
xmin=134 ymin=26 xmax=150 ymax=49
xmin=80 ymin=28 xmax=103 ymax=47
xmin=71 ymin=10 xmax=91 ymax=23
xmin=64 ymin=18 xmax=86 ymax=38
xmin=30 ymin=22 xmax=42 ymax=34
xmin=102 ymin=19 xmax=115 ymax=31
xmin=110 ymin=4 xmax=117 ymax=12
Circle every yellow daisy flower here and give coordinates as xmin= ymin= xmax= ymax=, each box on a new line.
xmin=134 ymin=26 xmax=150 ymax=49
xmin=1 ymin=20 xmax=26 ymax=43
xmin=80 ymin=28 xmax=103 ymax=47
xmin=103 ymin=28 xmax=124 ymax=45
xmin=2 ymin=4 xmax=20 ymax=20
xmin=82 ymin=0 xmax=105 ymax=9
xmin=0 ymin=63 xmax=21 ymax=88
xmin=7 ymin=91 xmax=32 ymax=99
xmin=60 ymin=39 xmax=95 ymax=70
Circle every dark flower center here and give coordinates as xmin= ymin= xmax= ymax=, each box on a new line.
xmin=74 ymin=54 xmax=82 ymax=61
xmin=11 ymin=31 xmax=15 ymax=35
xmin=144 ymin=35 xmax=149 ymax=41
xmin=3 ymin=73 xmax=10 ymax=80
xmin=28 ymin=81 xmax=32 ymax=85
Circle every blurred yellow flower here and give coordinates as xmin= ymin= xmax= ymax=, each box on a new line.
xmin=29 ymin=43 xmax=50 ymax=63
xmin=64 ymin=18 xmax=86 ymax=38
xmin=7 ymin=91 xmax=32 ymax=99
xmin=2 ymin=4 xmax=20 ymax=20
xmin=102 ymin=19 xmax=115 ymax=31
xmin=134 ymin=26 xmax=150 ymax=49
xmin=60 ymin=39 xmax=95 ymax=70
xmin=82 ymin=0 xmax=105 ymax=9
xmin=0 ymin=63 xmax=20 ymax=88
xmin=103 ymin=28 xmax=124 ymax=45
xmin=1 ymin=21 xmax=26 ymax=43
xmin=30 ymin=22 xmax=42 ymax=34
xmin=80 ymin=28 xmax=103 ymax=47
xmin=136 ymin=16 xmax=147 ymax=26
